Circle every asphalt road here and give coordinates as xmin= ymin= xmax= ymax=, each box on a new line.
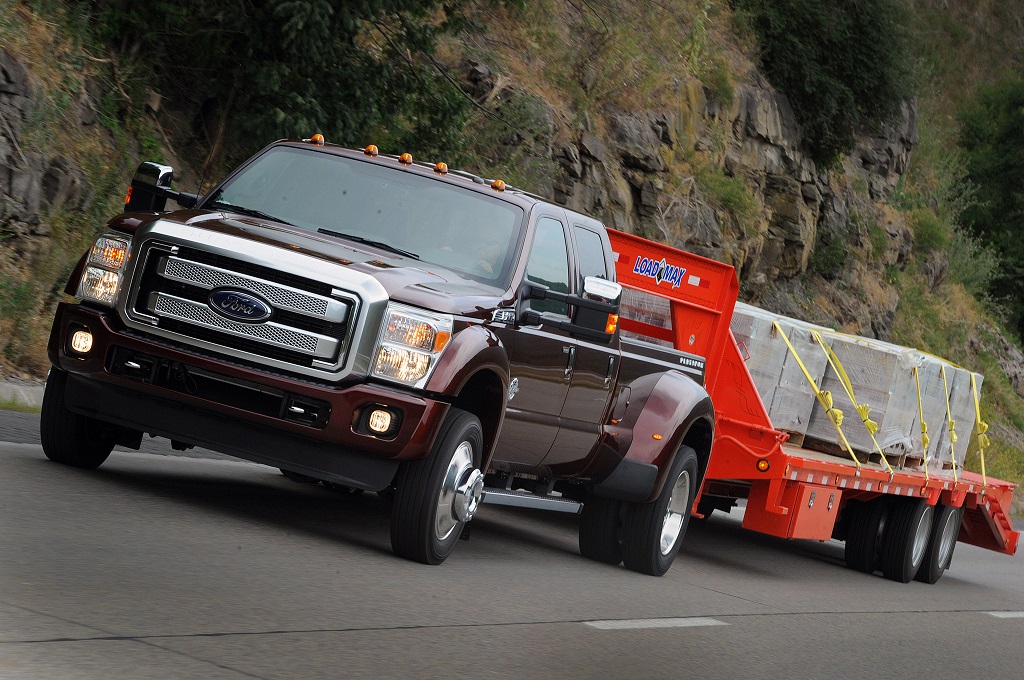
xmin=2 ymin=412 xmax=1022 ymax=680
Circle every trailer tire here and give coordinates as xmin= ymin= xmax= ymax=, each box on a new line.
xmin=881 ymin=497 xmax=935 ymax=583
xmin=579 ymin=495 xmax=624 ymax=565
xmin=390 ymin=408 xmax=483 ymax=565
xmin=622 ymin=446 xmax=698 ymax=577
xmin=844 ymin=497 xmax=891 ymax=574
xmin=40 ymin=368 xmax=115 ymax=470
xmin=914 ymin=505 xmax=962 ymax=584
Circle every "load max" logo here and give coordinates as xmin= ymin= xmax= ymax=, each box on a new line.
xmin=632 ymin=256 xmax=686 ymax=288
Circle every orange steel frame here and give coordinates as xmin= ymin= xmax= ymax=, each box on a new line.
xmin=607 ymin=229 xmax=1019 ymax=556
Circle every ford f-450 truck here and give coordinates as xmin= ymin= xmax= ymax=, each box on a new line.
xmin=42 ymin=138 xmax=715 ymax=576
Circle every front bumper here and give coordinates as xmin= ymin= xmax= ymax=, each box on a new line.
xmin=48 ymin=302 xmax=450 ymax=490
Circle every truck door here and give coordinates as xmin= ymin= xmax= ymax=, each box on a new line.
xmin=493 ymin=215 xmax=576 ymax=467
xmin=543 ymin=223 xmax=618 ymax=471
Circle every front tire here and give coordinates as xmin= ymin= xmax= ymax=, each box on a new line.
xmin=40 ymin=368 xmax=115 ymax=470
xmin=622 ymin=446 xmax=699 ymax=576
xmin=390 ymin=408 xmax=484 ymax=565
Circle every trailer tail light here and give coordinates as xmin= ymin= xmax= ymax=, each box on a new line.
xmin=124 ymin=185 xmax=133 ymax=207
xmin=757 ymin=459 xmax=770 ymax=472
xmin=605 ymin=313 xmax=619 ymax=334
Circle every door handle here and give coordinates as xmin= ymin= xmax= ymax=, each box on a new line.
xmin=604 ymin=356 xmax=616 ymax=387
xmin=563 ymin=345 xmax=576 ymax=381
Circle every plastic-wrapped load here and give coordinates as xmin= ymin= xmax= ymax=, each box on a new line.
xmin=730 ymin=303 xmax=831 ymax=439
xmin=805 ymin=333 xmax=921 ymax=462
xmin=917 ymin=358 xmax=983 ymax=473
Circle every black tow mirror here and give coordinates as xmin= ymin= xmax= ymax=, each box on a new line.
xmin=520 ymin=276 xmax=623 ymax=342
xmin=124 ymin=162 xmax=199 ymax=212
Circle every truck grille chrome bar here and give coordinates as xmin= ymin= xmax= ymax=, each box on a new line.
xmin=150 ymin=293 xmax=339 ymax=357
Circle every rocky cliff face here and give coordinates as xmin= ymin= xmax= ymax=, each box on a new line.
xmin=1 ymin=49 xmax=91 ymax=268
xmin=469 ymin=61 xmax=918 ymax=340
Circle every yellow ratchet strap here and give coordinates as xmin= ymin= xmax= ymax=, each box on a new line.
xmin=940 ymin=366 xmax=959 ymax=481
xmin=772 ymin=322 xmax=862 ymax=469
xmin=811 ymin=332 xmax=895 ymax=477
xmin=912 ymin=366 xmax=929 ymax=481
xmin=970 ymin=373 xmax=989 ymax=488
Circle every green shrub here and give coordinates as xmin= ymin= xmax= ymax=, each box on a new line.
xmin=731 ymin=0 xmax=914 ymax=166
xmin=908 ymin=208 xmax=950 ymax=253
xmin=946 ymin=226 xmax=1000 ymax=299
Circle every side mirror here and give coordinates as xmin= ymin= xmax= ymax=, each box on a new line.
xmin=520 ymin=276 xmax=622 ymax=342
xmin=572 ymin=277 xmax=622 ymax=337
xmin=126 ymin=162 xmax=174 ymax=212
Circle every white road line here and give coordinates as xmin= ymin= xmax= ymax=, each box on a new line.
xmin=985 ymin=611 xmax=1024 ymax=618
xmin=584 ymin=617 xmax=728 ymax=630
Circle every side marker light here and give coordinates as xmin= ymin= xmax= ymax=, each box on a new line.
xmin=756 ymin=459 xmax=771 ymax=472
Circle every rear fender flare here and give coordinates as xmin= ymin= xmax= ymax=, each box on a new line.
xmin=620 ymin=371 xmax=714 ymax=502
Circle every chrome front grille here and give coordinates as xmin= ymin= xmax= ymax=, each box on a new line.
xmin=127 ymin=241 xmax=356 ymax=373
xmin=160 ymin=257 xmax=334 ymax=318
xmin=151 ymin=294 xmax=335 ymax=355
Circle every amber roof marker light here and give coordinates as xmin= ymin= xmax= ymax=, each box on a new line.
xmin=399 ymin=153 xmax=413 ymax=165
xmin=434 ymin=162 xmax=449 ymax=175
xmin=364 ymin=144 xmax=379 ymax=157
xmin=491 ymin=179 xmax=506 ymax=192
xmin=309 ymin=133 xmax=325 ymax=146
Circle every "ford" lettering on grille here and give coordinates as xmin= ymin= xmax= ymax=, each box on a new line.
xmin=208 ymin=289 xmax=273 ymax=323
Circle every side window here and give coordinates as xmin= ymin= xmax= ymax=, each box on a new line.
xmin=526 ymin=217 xmax=570 ymax=316
xmin=574 ymin=225 xmax=610 ymax=288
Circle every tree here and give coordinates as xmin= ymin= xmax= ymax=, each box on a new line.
xmin=958 ymin=74 xmax=1024 ymax=338
xmin=81 ymin=0 xmax=470 ymax=167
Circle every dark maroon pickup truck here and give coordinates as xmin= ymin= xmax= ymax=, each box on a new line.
xmin=42 ymin=138 xmax=714 ymax=575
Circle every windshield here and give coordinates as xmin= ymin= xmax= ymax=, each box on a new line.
xmin=205 ymin=146 xmax=525 ymax=287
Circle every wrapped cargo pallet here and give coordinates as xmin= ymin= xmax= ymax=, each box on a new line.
xmin=730 ymin=303 xmax=831 ymax=443
xmin=915 ymin=357 xmax=982 ymax=473
xmin=804 ymin=333 xmax=922 ymax=466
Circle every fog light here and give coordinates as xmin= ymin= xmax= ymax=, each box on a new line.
xmin=367 ymin=409 xmax=393 ymax=434
xmin=70 ymin=329 xmax=93 ymax=354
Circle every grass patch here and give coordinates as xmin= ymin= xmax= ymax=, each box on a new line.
xmin=0 ymin=399 xmax=41 ymax=414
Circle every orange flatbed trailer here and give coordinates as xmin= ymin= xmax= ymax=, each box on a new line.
xmin=608 ymin=228 xmax=1019 ymax=568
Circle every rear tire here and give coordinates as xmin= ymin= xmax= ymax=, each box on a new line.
xmin=881 ymin=498 xmax=935 ymax=583
xmin=390 ymin=408 xmax=483 ymax=565
xmin=622 ymin=446 xmax=699 ymax=577
xmin=914 ymin=505 xmax=962 ymax=584
xmin=579 ymin=494 xmax=624 ymax=565
xmin=844 ymin=497 xmax=891 ymax=574
xmin=40 ymin=368 xmax=115 ymax=470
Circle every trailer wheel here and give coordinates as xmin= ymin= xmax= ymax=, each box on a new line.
xmin=579 ymin=495 xmax=624 ymax=565
xmin=881 ymin=497 xmax=935 ymax=583
xmin=622 ymin=446 xmax=698 ymax=577
xmin=390 ymin=408 xmax=484 ymax=565
xmin=844 ymin=497 xmax=891 ymax=573
xmin=40 ymin=368 xmax=115 ymax=470
xmin=914 ymin=505 xmax=962 ymax=584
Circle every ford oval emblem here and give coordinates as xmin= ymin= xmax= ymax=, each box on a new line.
xmin=208 ymin=289 xmax=273 ymax=323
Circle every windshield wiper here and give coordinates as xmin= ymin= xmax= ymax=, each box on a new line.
xmin=207 ymin=200 xmax=294 ymax=227
xmin=317 ymin=228 xmax=419 ymax=260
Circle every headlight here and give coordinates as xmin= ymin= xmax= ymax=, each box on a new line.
xmin=76 ymin=234 xmax=131 ymax=306
xmin=372 ymin=303 xmax=453 ymax=387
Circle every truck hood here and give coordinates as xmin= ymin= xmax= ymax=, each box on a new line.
xmin=144 ymin=210 xmax=508 ymax=317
